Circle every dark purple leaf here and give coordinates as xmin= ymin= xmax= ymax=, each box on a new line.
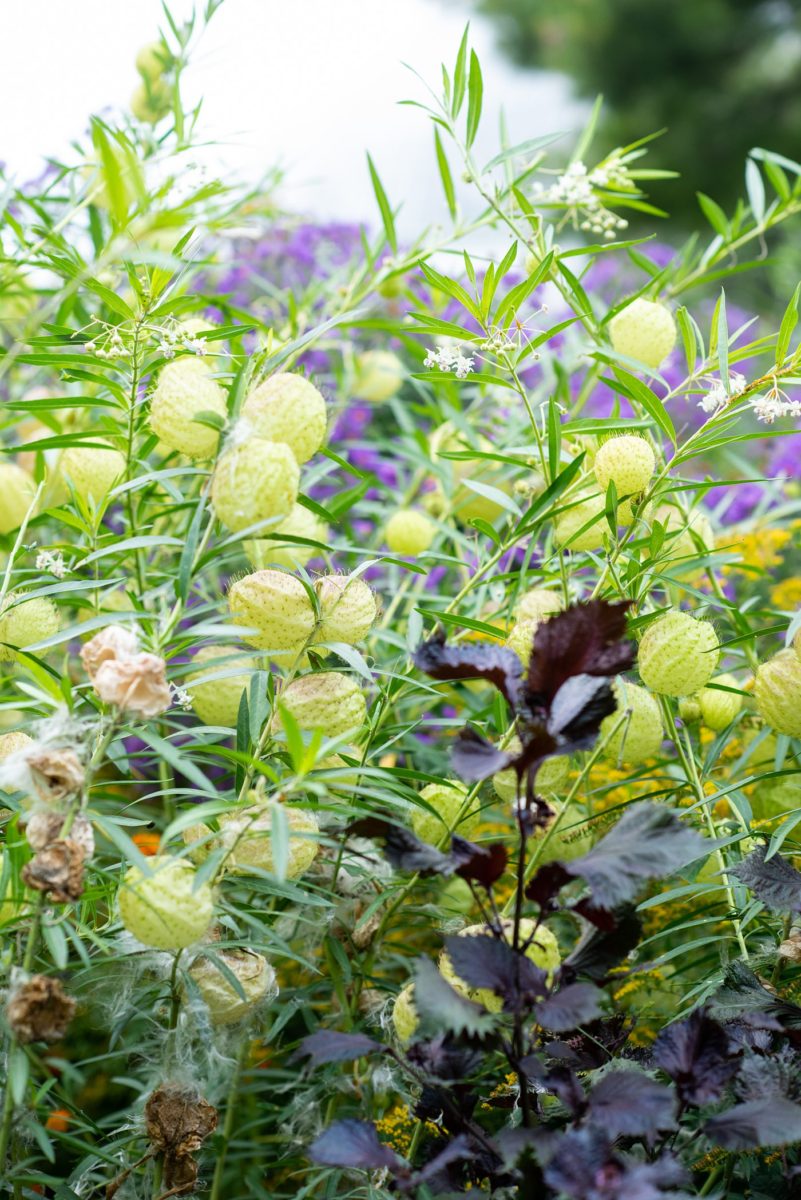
xmin=545 ymin=1014 xmax=633 ymax=1071
xmin=562 ymin=907 xmax=642 ymax=982
xmin=525 ymin=600 xmax=635 ymax=708
xmin=652 ymin=1008 xmax=740 ymax=1105
xmin=546 ymin=674 xmax=617 ymax=749
xmin=308 ymin=1119 xmax=404 ymax=1170
xmin=705 ymin=1096 xmax=801 ymax=1149
xmin=451 ymin=837 xmax=508 ymax=888
xmin=347 ymin=817 xmax=454 ymax=875
xmin=407 ymin=1035 xmax=483 ymax=1081
xmin=524 ymin=861 xmax=572 ymax=909
xmin=534 ymin=983 xmax=604 ymax=1033
xmin=413 ymin=633 xmax=523 ymax=708
xmin=543 ymin=1126 xmax=685 ymax=1199
xmin=710 ymin=961 xmax=801 ymax=1030
xmin=731 ymin=843 xmax=801 ymax=912
xmin=587 ymin=1070 xmax=675 ymax=1139
xmin=451 ymin=726 xmax=512 ymax=781
xmin=297 ymin=1030 xmax=383 ymax=1067
xmin=443 ymin=933 xmax=548 ymax=1007
xmin=413 ymin=957 xmax=496 ymax=1037
xmin=411 ymin=1135 xmax=473 ymax=1187
xmin=565 ymin=804 xmax=707 ymax=908
xmin=519 ymin=1056 xmax=586 ymax=1115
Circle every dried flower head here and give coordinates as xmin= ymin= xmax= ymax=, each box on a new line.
xmin=21 ymin=839 xmax=86 ymax=903
xmin=79 ymin=624 xmax=139 ymax=680
xmin=145 ymin=1085 xmax=218 ymax=1191
xmin=7 ymin=974 xmax=76 ymax=1043
xmin=25 ymin=811 xmax=94 ymax=858
xmin=26 ymin=748 xmax=84 ymax=804
xmin=93 ymin=652 xmax=172 ymax=718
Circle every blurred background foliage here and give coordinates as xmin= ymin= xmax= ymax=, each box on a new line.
xmin=474 ymin=0 xmax=801 ymax=228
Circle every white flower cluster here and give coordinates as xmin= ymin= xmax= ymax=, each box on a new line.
xmin=84 ymin=329 xmax=130 ymax=359
xmin=750 ymin=386 xmax=801 ymax=425
xmin=698 ymin=371 xmax=747 ymax=414
xmin=156 ymin=328 xmax=208 ymax=360
xmin=533 ymin=159 xmax=631 ymax=238
xmin=35 ymin=549 xmax=66 ymax=579
xmin=424 ymin=344 xmax=475 ymax=379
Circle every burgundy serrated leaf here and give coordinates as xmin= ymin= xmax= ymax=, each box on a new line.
xmin=413 ymin=634 xmax=523 ymax=708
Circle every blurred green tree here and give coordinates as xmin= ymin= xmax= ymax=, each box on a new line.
xmin=475 ymin=0 xmax=801 ymax=225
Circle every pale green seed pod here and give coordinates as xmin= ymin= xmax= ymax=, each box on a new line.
xmin=60 ymin=442 xmax=125 ymax=505
xmin=353 ymin=350 xmax=404 ymax=403
xmin=439 ymin=919 xmax=560 ymax=1012
xmin=228 ymin=570 xmax=315 ymax=663
xmin=131 ymin=78 xmax=172 ymax=125
xmin=594 ymin=436 xmax=655 ymax=498
xmin=188 ymin=950 xmax=275 ymax=1025
xmin=185 ymin=798 xmax=319 ymax=878
xmin=505 ymin=619 xmax=538 ymax=665
xmin=242 ymin=373 xmax=327 ymax=464
xmin=119 ymin=856 xmax=213 ymax=950
xmin=0 ymin=464 xmax=37 ymax=534
xmin=273 ymin=672 xmax=367 ymax=739
xmin=391 ymin=983 xmax=419 ymax=1043
xmin=638 ymin=612 xmax=719 ymax=697
xmin=149 ymin=358 xmax=227 ymax=459
xmin=755 ymin=650 xmax=801 ymax=737
xmin=244 ymin=504 xmax=328 ymax=571
xmin=698 ymin=673 xmax=743 ymax=732
xmin=600 ymin=679 xmax=663 ymax=764
xmin=609 ymin=298 xmax=676 ymax=369
xmin=411 ymin=781 xmax=478 ymax=845
xmin=186 ymin=646 xmax=255 ymax=727
xmin=312 ymin=575 xmax=377 ymax=646
xmin=430 ymin=422 xmax=510 ymax=523
xmin=0 ymin=595 xmax=60 ymax=662
xmin=554 ymin=491 xmax=610 ymax=551
xmin=492 ymin=737 xmax=570 ymax=803
xmin=135 ymin=41 xmax=170 ymax=81
xmin=385 ymin=509 xmax=435 ymax=556
xmin=653 ymin=505 xmax=715 ymax=567
xmin=513 ymin=587 xmax=563 ymax=625
xmin=211 ymin=439 xmax=299 ymax=533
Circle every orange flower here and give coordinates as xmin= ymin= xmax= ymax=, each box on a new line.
xmin=45 ymin=1108 xmax=71 ymax=1133
xmin=132 ymin=831 xmax=161 ymax=857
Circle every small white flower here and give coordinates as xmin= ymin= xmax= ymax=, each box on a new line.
xmin=35 ymin=550 xmax=66 ymax=580
xmin=423 ymin=344 xmax=475 ymax=378
xmin=698 ymin=371 xmax=747 ymax=415
xmin=171 ymin=683 xmax=193 ymax=710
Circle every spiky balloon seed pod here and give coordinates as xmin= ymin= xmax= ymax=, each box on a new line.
xmin=653 ymin=505 xmax=715 ymax=566
xmin=439 ymin=919 xmax=560 ymax=1012
xmin=513 ymin=587 xmax=563 ymax=625
xmin=130 ymin=78 xmax=172 ymax=125
xmin=188 ymin=950 xmax=275 ymax=1025
xmin=59 ymin=443 xmax=125 ymax=505
xmin=149 ymin=358 xmax=228 ymax=459
xmin=505 ymin=619 xmax=537 ymax=665
xmin=273 ymin=672 xmax=367 ymax=739
xmin=244 ymin=503 xmax=328 ymax=571
xmin=593 ymin=435 xmax=655 ymax=498
xmin=186 ymin=646 xmax=256 ymax=727
xmin=698 ymin=673 xmax=743 ymax=732
xmin=554 ymin=490 xmax=623 ymax=552
xmin=211 ymin=438 xmax=299 ymax=533
xmin=135 ymin=41 xmax=170 ymax=80
xmin=492 ymin=738 xmax=570 ymax=803
xmin=755 ymin=650 xmax=801 ymax=736
xmin=241 ymin=373 xmax=327 ymax=464
xmin=0 ymin=464 xmax=36 ymax=535
xmin=608 ymin=297 xmax=677 ymax=369
xmin=410 ymin=781 xmax=478 ymax=845
xmin=391 ymin=983 xmax=418 ymax=1043
xmin=0 ymin=595 xmax=60 ymax=662
xmin=228 ymin=570 xmax=315 ymax=663
xmin=385 ymin=509 xmax=436 ymax=556
xmin=638 ymin=611 xmax=720 ymax=697
xmin=312 ymin=575 xmax=377 ymax=647
xmin=119 ymin=856 xmax=214 ymax=950
xmin=223 ymin=800 xmax=319 ymax=877
xmin=600 ymin=679 xmax=663 ymax=765
xmin=352 ymin=349 xmax=404 ymax=403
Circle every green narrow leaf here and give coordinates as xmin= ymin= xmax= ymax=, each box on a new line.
xmin=433 ymin=128 xmax=457 ymax=220
xmin=776 ymin=282 xmax=801 ymax=367
xmin=714 ymin=290 xmax=729 ymax=385
xmin=613 ymin=368 xmax=676 ymax=446
xmin=547 ymin=396 xmax=561 ymax=481
xmin=745 ymin=158 xmax=766 ymax=224
xmin=366 ymin=153 xmax=397 ymax=254
xmin=452 ymin=26 xmax=470 ymax=118
xmin=465 ymin=50 xmax=483 ymax=149
xmin=696 ymin=192 xmax=729 ymax=237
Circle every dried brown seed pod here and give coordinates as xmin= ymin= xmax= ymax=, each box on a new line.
xmin=6 ymin=974 xmax=76 ymax=1043
xmin=26 ymin=748 xmax=85 ymax=803
xmin=144 ymin=1085 xmax=218 ymax=1190
xmin=25 ymin=812 xmax=94 ymax=858
xmin=21 ymin=838 xmax=85 ymax=902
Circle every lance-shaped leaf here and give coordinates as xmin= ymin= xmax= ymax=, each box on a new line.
xmin=413 ymin=633 xmax=522 ymax=708
xmin=731 ymin=843 xmax=801 ymax=912
xmin=652 ymin=1008 xmax=740 ymax=1106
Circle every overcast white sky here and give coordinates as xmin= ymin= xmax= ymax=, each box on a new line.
xmin=2 ymin=0 xmax=586 ymax=232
